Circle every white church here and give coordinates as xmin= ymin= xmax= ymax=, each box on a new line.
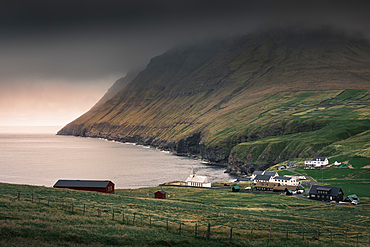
xmin=185 ymin=168 xmax=211 ymax=188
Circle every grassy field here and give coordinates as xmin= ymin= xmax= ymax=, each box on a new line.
xmin=1 ymin=182 xmax=370 ymax=246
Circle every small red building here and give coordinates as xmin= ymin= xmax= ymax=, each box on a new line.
xmin=154 ymin=190 xmax=166 ymax=199
xmin=53 ymin=180 xmax=115 ymax=193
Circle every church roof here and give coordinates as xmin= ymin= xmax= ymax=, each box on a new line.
xmin=185 ymin=174 xmax=210 ymax=183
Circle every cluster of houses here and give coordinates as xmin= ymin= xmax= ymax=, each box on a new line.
xmin=238 ymin=170 xmax=305 ymax=195
xmin=304 ymin=157 xmax=344 ymax=168
xmin=52 ymin=157 xmax=359 ymax=205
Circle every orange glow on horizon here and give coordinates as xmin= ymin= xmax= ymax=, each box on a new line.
xmin=0 ymin=78 xmax=113 ymax=128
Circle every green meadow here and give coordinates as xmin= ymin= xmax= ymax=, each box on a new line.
xmin=1 ymin=182 xmax=370 ymax=246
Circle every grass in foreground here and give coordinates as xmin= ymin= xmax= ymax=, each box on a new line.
xmin=1 ymin=183 xmax=370 ymax=246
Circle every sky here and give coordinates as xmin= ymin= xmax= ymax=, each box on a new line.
xmin=1 ymin=0 xmax=369 ymax=127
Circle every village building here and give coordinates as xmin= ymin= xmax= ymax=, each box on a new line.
xmin=185 ymin=168 xmax=211 ymax=187
xmin=305 ymin=157 xmax=329 ymax=167
xmin=286 ymin=162 xmax=296 ymax=168
xmin=277 ymin=165 xmax=286 ymax=170
xmin=53 ymin=180 xmax=115 ymax=193
xmin=254 ymin=181 xmax=298 ymax=193
xmin=283 ymin=175 xmax=306 ymax=180
xmin=344 ymin=194 xmax=360 ymax=205
xmin=308 ymin=185 xmax=344 ymax=202
xmin=154 ymin=190 xmax=166 ymax=199
xmin=270 ymin=176 xmax=299 ymax=186
xmin=253 ymin=174 xmax=273 ymax=184
xmin=238 ymin=177 xmax=251 ymax=182
xmin=250 ymin=171 xmax=264 ymax=179
xmin=232 ymin=186 xmax=240 ymax=192
xmin=334 ymin=161 xmax=342 ymax=166
xmin=250 ymin=171 xmax=278 ymax=180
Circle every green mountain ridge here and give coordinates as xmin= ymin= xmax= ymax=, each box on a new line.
xmin=58 ymin=28 xmax=370 ymax=173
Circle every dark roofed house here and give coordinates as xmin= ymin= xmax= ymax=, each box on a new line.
xmin=255 ymin=182 xmax=298 ymax=193
xmin=286 ymin=162 xmax=296 ymax=168
xmin=53 ymin=180 xmax=114 ymax=193
xmin=308 ymin=185 xmax=343 ymax=202
xmin=264 ymin=172 xmax=278 ymax=177
xmin=238 ymin=177 xmax=251 ymax=182
xmin=253 ymin=174 xmax=272 ymax=183
xmin=251 ymin=171 xmax=278 ymax=180
xmin=154 ymin=190 xmax=166 ymax=199
xmin=232 ymin=186 xmax=240 ymax=192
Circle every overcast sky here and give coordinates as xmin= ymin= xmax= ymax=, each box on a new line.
xmin=1 ymin=0 xmax=369 ymax=127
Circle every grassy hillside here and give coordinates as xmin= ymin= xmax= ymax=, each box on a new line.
xmin=58 ymin=28 xmax=370 ymax=172
xmin=227 ymin=89 xmax=370 ymax=173
xmin=1 ymin=182 xmax=370 ymax=246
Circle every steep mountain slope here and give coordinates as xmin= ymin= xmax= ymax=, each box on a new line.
xmin=91 ymin=69 xmax=140 ymax=109
xmin=58 ymin=28 xmax=370 ymax=173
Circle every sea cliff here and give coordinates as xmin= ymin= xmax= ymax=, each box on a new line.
xmin=58 ymin=28 xmax=370 ymax=173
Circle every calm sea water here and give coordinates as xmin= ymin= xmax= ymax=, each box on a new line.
xmin=0 ymin=132 xmax=237 ymax=189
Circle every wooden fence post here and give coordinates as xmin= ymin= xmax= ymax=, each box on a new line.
xmin=98 ymin=208 xmax=101 ymax=217
xmin=112 ymin=208 xmax=114 ymax=220
xmin=195 ymin=224 xmax=197 ymax=237
xmin=150 ymin=216 xmax=152 ymax=228
xmin=166 ymin=218 xmax=169 ymax=231
xmin=317 ymin=229 xmax=319 ymax=240
xmin=32 ymin=193 xmax=33 ymax=203
xmin=17 ymin=193 xmax=20 ymax=201
xmin=133 ymin=213 xmax=136 ymax=225
xmin=230 ymin=227 xmax=233 ymax=243
xmin=83 ymin=204 xmax=85 ymax=216
xmin=269 ymin=226 xmax=271 ymax=240
xmin=72 ymin=201 xmax=74 ymax=213
xmin=206 ymin=223 xmax=210 ymax=241
xmin=286 ymin=228 xmax=288 ymax=238
xmin=302 ymin=228 xmax=305 ymax=240
xmin=250 ymin=228 xmax=253 ymax=240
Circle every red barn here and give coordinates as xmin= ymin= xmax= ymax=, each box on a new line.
xmin=53 ymin=180 xmax=115 ymax=193
xmin=154 ymin=190 xmax=166 ymax=199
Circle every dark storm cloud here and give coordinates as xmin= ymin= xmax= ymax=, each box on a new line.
xmin=0 ymin=0 xmax=369 ymax=83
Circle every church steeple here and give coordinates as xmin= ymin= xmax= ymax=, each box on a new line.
xmin=190 ymin=167 xmax=196 ymax=178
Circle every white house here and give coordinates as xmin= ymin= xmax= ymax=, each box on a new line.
xmin=185 ymin=169 xmax=211 ymax=187
xmin=334 ymin=161 xmax=342 ymax=166
xmin=269 ymin=176 xmax=299 ymax=186
xmin=284 ymin=175 xmax=306 ymax=180
xmin=305 ymin=157 xmax=329 ymax=167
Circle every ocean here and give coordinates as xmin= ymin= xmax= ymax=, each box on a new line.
xmin=0 ymin=128 xmax=237 ymax=189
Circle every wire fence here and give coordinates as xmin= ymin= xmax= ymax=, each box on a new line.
xmin=9 ymin=192 xmax=370 ymax=245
